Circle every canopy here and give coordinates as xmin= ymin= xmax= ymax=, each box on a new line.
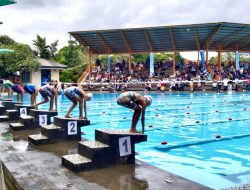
xmin=0 ymin=49 xmax=14 ymax=54
xmin=70 ymin=22 xmax=250 ymax=54
xmin=0 ymin=0 xmax=16 ymax=6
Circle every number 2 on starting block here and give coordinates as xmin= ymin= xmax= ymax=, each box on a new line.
xmin=68 ymin=121 xmax=77 ymax=135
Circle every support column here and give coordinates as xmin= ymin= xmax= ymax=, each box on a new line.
xmin=197 ymin=50 xmax=200 ymax=65
xmin=206 ymin=42 xmax=209 ymax=69
xmin=173 ymin=51 xmax=176 ymax=75
xmin=88 ymin=48 xmax=91 ymax=75
xmin=107 ymin=48 xmax=111 ymax=75
xmin=128 ymin=51 xmax=131 ymax=72
xmin=218 ymin=44 xmax=221 ymax=70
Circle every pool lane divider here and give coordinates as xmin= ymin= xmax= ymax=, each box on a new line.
xmin=155 ymin=133 xmax=250 ymax=151
xmin=144 ymin=118 xmax=250 ymax=133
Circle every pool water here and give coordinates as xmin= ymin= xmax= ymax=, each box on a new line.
xmin=19 ymin=92 xmax=250 ymax=189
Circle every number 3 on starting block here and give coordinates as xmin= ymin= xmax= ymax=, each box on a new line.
xmin=39 ymin=115 xmax=47 ymax=126
xmin=68 ymin=121 xmax=77 ymax=135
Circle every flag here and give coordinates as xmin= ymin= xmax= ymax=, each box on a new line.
xmin=235 ymin=51 xmax=240 ymax=71
xmin=200 ymin=50 xmax=206 ymax=73
xmin=150 ymin=52 xmax=154 ymax=76
xmin=107 ymin=55 xmax=111 ymax=74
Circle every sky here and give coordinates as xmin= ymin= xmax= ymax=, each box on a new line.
xmin=0 ymin=0 xmax=250 ymax=60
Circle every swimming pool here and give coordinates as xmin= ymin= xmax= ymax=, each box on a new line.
xmin=20 ymin=92 xmax=250 ymax=189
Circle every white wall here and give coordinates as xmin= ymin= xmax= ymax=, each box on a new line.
xmin=51 ymin=69 xmax=60 ymax=82
xmin=30 ymin=70 xmax=41 ymax=87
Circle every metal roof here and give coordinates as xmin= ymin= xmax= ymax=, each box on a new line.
xmin=38 ymin=58 xmax=67 ymax=70
xmin=70 ymin=22 xmax=250 ymax=54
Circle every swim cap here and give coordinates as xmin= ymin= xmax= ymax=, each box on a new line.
xmin=144 ymin=95 xmax=152 ymax=106
xmin=86 ymin=93 xmax=93 ymax=101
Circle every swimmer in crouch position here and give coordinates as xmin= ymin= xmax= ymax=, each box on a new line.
xmin=64 ymin=86 xmax=93 ymax=120
xmin=23 ymin=83 xmax=39 ymax=106
xmin=117 ymin=91 xmax=152 ymax=134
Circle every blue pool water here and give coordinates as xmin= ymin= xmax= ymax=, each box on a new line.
xmin=19 ymin=92 xmax=250 ymax=189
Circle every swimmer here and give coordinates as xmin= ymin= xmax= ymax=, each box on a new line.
xmin=64 ymin=86 xmax=93 ymax=120
xmin=3 ymin=80 xmax=14 ymax=100
xmin=34 ymin=83 xmax=58 ymax=111
xmin=23 ymin=83 xmax=39 ymax=106
xmin=11 ymin=84 xmax=25 ymax=103
xmin=117 ymin=91 xmax=152 ymax=134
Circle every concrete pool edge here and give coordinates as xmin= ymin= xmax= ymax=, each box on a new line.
xmin=0 ymin=140 xmax=212 ymax=190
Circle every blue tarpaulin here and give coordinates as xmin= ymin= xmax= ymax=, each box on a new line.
xmin=200 ymin=50 xmax=206 ymax=73
xmin=107 ymin=55 xmax=110 ymax=74
xmin=150 ymin=52 xmax=154 ymax=76
xmin=235 ymin=51 xmax=240 ymax=71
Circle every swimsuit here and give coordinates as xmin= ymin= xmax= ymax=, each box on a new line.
xmin=11 ymin=84 xmax=23 ymax=94
xmin=3 ymin=81 xmax=14 ymax=89
xmin=117 ymin=92 xmax=139 ymax=109
xmin=24 ymin=84 xmax=35 ymax=94
xmin=39 ymin=85 xmax=53 ymax=99
xmin=64 ymin=87 xmax=83 ymax=101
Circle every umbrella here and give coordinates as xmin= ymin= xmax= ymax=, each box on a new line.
xmin=0 ymin=0 xmax=16 ymax=6
xmin=0 ymin=49 xmax=14 ymax=54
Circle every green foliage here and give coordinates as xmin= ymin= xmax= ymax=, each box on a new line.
xmin=54 ymin=40 xmax=84 ymax=67
xmin=33 ymin=34 xmax=58 ymax=59
xmin=60 ymin=64 xmax=87 ymax=82
xmin=0 ymin=35 xmax=39 ymax=78
xmin=55 ymin=40 xmax=87 ymax=82
xmin=49 ymin=40 xmax=58 ymax=58
xmin=33 ymin=35 xmax=50 ymax=59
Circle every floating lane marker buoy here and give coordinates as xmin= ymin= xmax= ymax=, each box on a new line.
xmin=186 ymin=112 xmax=190 ymax=114
xmin=215 ymin=134 xmax=221 ymax=138
xmin=161 ymin=141 xmax=167 ymax=145
xmin=195 ymin=121 xmax=200 ymax=123
xmin=148 ymin=124 xmax=153 ymax=128
xmin=228 ymin=118 xmax=232 ymax=121
xmin=123 ymin=117 xmax=127 ymax=119
xmin=155 ymin=114 xmax=159 ymax=117
xmin=244 ymin=108 xmax=247 ymax=111
xmin=215 ymin=110 xmax=219 ymax=112
xmin=155 ymin=108 xmax=159 ymax=111
xmin=102 ymin=112 xmax=106 ymax=114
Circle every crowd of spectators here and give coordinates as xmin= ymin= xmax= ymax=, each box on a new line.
xmin=83 ymin=57 xmax=250 ymax=93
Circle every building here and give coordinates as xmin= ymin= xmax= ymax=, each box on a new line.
xmin=22 ymin=58 xmax=67 ymax=87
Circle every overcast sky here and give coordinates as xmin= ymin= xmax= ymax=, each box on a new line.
xmin=0 ymin=0 xmax=250 ymax=59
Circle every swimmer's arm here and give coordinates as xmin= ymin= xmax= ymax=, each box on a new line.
xmin=84 ymin=99 xmax=87 ymax=119
xmin=141 ymin=106 xmax=146 ymax=134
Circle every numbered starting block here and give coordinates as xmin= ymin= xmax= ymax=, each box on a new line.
xmin=62 ymin=129 xmax=147 ymax=172
xmin=0 ymin=101 xmax=22 ymax=122
xmin=28 ymin=116 xmax=90 ymax=145
xmin=9 ymin=109 xmax=58 ymax=131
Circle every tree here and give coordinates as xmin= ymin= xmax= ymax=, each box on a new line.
xmin=49 ymin=40 xmax=58 ymax=58
xmin=33 ymin=35 xmax=50 ymax=59
xmin=0 ymin=35 xmax=39 ymax=78
xmin=54 ymin=40 xmax=87 ymax=82
xmin=33 ymin=35 xmax=58 ymax=60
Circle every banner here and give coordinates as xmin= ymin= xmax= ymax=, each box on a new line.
xmin=235 ymin=51 xmax=240 ymax=71
xmin=107 ymin=55 xmax=111 ymax=74
xmin=150 ymin=52 xmax=154 ymax=76
xmin=200 ymin=50 xmax=206 ymax=73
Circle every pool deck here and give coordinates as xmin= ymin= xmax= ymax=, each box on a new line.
xmin=0 ymin=121 xmax=212 ymax=190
